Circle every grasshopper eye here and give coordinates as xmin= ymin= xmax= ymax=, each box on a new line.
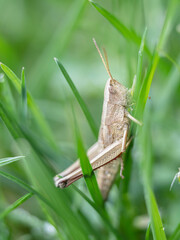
xmin=109 ymin=86 xmax=116 ymax=94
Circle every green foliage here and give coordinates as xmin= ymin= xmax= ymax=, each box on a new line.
xmin=0 ymin=0 xmax=179 ymax=239
xmin=55 ymin=58 xmax=98 ymax=138
xmin=73 ymin=113 xmax=103 ymax=206
xmin=0 ymin=62 xmax=56 ymax=148
xmin=0 ymin=193 xmax=33 ymax=219
xmin=169 ymin=224 xmax=180 ymax=240
xmin=89 ymin=0 xmax=151 ymax=57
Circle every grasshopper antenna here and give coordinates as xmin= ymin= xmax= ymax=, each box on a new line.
xmin=93 ymin=38 xmax=113 ymax=80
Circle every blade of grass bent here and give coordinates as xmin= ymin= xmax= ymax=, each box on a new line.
xmin=0 ymin=62 xmax=56 ymax=149
xmin=54 ymin=58 xmax=98 ymax=139
xmin=0 ymin=156 xmax=24 ymax=167
xmin=0 ymin=193 xmax=33 ymax=219
xmin=89 ymin=1 xmax=151 ymax=57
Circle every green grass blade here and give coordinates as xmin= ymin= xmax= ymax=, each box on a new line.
xmin=89 ymin=1 xmax=151 ymax=57
xmin=134 ymin=27 xmax=147 ymax=101
xmin=159 ymin=51 xmax=180 ymax=73
xmin=73 ymin=185 xmax=120 ymax=239
xmin=0 ymin=156 xmax=24 ymax=167
xmin=54 ymin=58 xmax=98 ymax=139
xmin=145 ymin=224 xmax=151 ymax=240
xmin=0 ymin=169 xmax=86 ymax=239
xmin=144 ymin=186 xmax=167 ymax=240
xmin=0 ymin=62 xmax=57 ymax=148
xmin=0 ymin=171 xmax=54 ymax=211
xmin=0 ymin=101 xmax=67 ymax=168
xmin=169 ymin=224 xmax=180 ymax=240
xmin=21 ymin=67 xmax=27 ymax=120
xmin=72 ymin=185 xmax=97 ymax=210
xmin=139 ymin=109 xmax=167 ymax=240
xmin=136 ymin=0 xmax=179 ymax=118
xmin=0 ymin=193 xmax=33 ymax=219
xmin=72 ymin=116 xmax=121 ymax=238
xmin=157 ymin=56 xmax=180 ymax=110
xmin=124 ymin=28 xmax=147 ymax=194
xmin=0 ymin=102 xmax=22 ymax=139
xmin=73 ymin=111 xmax=103 ymax=207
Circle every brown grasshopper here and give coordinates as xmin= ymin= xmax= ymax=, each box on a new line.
xmin=54 ymin=39 xmax=141 ymax=200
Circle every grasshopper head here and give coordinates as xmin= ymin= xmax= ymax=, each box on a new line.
xmin=105 ymin=78 xmax=128 ymax=106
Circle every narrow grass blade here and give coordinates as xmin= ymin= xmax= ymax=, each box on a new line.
xmin=157 ymin=56 xmax=180 ymax=110
xmin=0 ymin=169 xmax=84 ymax=239
xmin=0 ymin=102 xmax=22 ymax=139
xmin=144 ymin=186 xmax=167 ymax=240
xmin=0 ymin=101 xmax=67 ymax=168
xmin=136 ymin=0 xmax=179 ymax=117
xmin=73 ymin=185 xmax=120 ymax=239
xmin=124 ymin=28 xmax=147 ymax=194
xmin=145 ymin=224 xmax=151 ymax=240
xmin=0 ymin=62 xmax=56 ymax=148
xmin=139 ymin=109 xmax=167 ymax=240
xmin=0 ymin=73 xmax=16 ymax=113
xmin=89 ymin=1 xmax=151 ymax=57
xmin=54 ymin=58 xmax=98 ymax=139
xmin=0 ymin=171 xmax=54 ymax=211
xmin=159 ymin=51 xmax=180 ymax=73
xmin=0 ymin=156 xmax=24 ymax=167
xmin=73 ymin=111 xmax=103 ymax=207
xmin=134 ymin=27 xmax=147 ymax=102
xmin=22 ymin=149 xmax=89 ymax=239
xmin=21 ymin=67 xmax=27 ymax=120
xmin=169 ymin=224 xmax=180 ymax=240
xmin=0 ymin=193 xmax=33 ymax=219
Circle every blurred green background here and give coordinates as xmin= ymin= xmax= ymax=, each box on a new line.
xmin=0 ymin=0 xmax=180 ymax=239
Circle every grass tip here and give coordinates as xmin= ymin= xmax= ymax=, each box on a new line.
xmin=54 ymin=57 xmax=58 ymax=63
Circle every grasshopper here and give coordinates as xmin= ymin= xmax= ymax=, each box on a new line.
xmin=54 ymin=39 xmax=141 ymax=200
